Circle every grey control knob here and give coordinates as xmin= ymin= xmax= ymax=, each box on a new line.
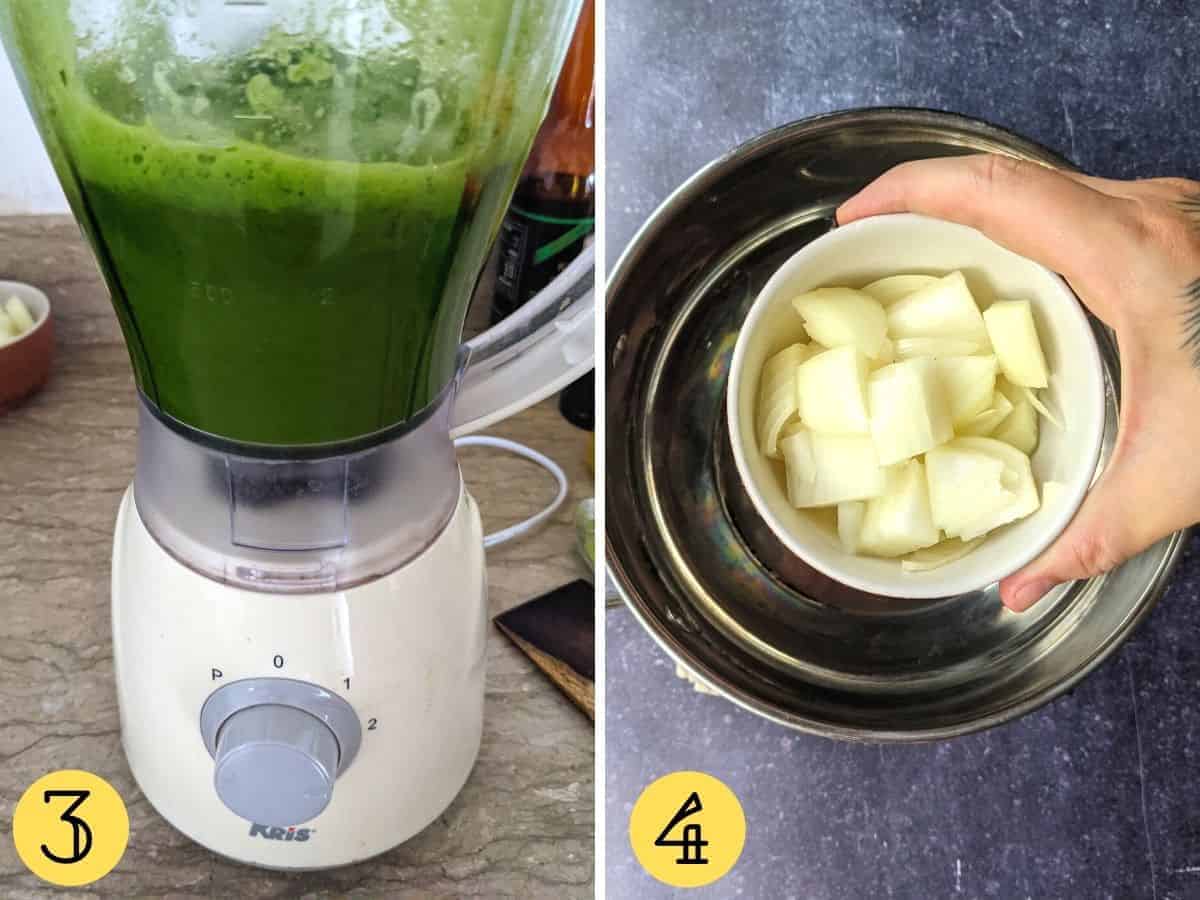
xmin=213 ymin=704 xmax=339 ymax=826
xmin=201 ymin=679 xmax=362 ymax=827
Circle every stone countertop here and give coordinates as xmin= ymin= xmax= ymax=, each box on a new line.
xmin=606 ymin=1 xmax=1200 ymax=898
xmin=0 ymin=217 xmax=594 ymax=899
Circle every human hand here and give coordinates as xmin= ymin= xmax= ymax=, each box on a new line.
xmin=837 ymin=154 xmax=1200 ymax=611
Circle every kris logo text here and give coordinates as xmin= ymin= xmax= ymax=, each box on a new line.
xmin=249 ymin=824 xmax=314 ymax=842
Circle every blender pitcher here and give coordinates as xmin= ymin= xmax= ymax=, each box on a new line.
xmin=1 ymin=0 xmax=590 ymax=446
xmin=1 ymin=0 xmax=590 ymax=869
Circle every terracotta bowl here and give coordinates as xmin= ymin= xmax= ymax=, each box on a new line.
xmin=0 ymin=281 xmax=54 ymax=414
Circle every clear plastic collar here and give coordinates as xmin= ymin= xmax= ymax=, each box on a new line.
xmin=133 ymin=379 xmax=461 ymax=594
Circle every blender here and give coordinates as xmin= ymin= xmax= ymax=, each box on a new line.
xmin=1 ymin=0 xmax=590 ymax=869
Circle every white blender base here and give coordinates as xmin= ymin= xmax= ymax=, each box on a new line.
xmin=111 ymin=486 xmax=487 ymax=869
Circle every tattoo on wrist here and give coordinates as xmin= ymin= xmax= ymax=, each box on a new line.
xmin=1175 ymin=192 xmax=1200 ymax=367
xmin=1184 ymin=279 xmax=1200 ymax=368
xmin=1177 ymin=192 xmax=1200 ymax=221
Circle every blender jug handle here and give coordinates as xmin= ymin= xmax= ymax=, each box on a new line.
xmin=451 ymin=244 xmax=594 ymax=437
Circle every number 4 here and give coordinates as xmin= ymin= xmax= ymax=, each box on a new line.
xmin=655 ymin=792 xmax=710 ymax=865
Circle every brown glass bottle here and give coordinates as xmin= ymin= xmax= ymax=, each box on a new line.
xmin=491 ymin=0 xmax=595 ymax=324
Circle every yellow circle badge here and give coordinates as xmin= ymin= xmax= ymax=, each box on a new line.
xmin=13 ymin=770 xmax=130 ymax=887
xmin=629 ymin=770 xmax=746 ymax=888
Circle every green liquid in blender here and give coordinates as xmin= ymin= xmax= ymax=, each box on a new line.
xmin=2 ymin=1 xmax=561 ymax=446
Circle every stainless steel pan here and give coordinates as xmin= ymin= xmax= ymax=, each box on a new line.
xmin=606 ymin=108 xmax=1186 ymax=741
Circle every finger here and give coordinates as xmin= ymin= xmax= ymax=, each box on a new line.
xmin=1056 ymin=170 xmax=1146 ymax=199
xmin=1057 ymin=170 xmax=1197 ymax=202
xmin=836 ymin=154 xmax=1131 ymax=289
xmin=1003 ymin=360 xmax=1200 ymax=612
xmin=997 ymin=457 xmax=1155 ymax=612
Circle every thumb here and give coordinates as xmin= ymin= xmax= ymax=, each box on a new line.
xmin=835 ymin=154 xmax=1128 ymax=311
xmin=998 ymin=460 xmax=1150 ymax=612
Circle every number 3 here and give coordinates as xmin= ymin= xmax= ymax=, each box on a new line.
xmin=41 ymin=790 xmax=93 ymax=865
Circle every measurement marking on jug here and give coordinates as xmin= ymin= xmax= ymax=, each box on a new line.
xmin=211 ymin=668 xmax=223 ymax=681
xmin=190 ymin=281 xmax=234 ymax=305
xmin=272 ymin=654 xmax=284 ymax=669
xmin=367 ymin=718 xmax=378 ymax=731
xmin=343 ymin=677 xmax=351 ymax=690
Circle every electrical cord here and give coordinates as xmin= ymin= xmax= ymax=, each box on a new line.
xmin=453 ymin=435 xmax=569 ymax=548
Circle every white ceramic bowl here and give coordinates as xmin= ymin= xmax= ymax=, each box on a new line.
xmin=727 ymin=213 xmax=1106 ymax=599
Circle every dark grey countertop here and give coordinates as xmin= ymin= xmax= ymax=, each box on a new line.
xmin=605 ymin=1 xmax=1200 ymax=898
